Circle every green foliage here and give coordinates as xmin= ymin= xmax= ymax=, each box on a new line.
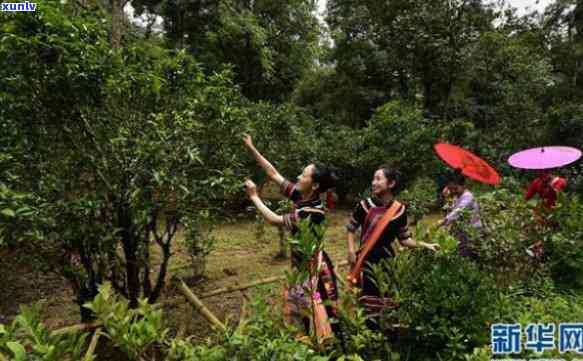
xmin=415 ymin=222 xmax=459 ymax=254
xmin=377 ymin=251 xmax=499 ymax=357
xmin=211 ymin=298 xmax=329 ymax=361
xmin=0 ymin=181 xmax=38 ymax=249
xmin=181 ymin=211 xmax=218 ymax=280
xmin=84 ymin=283 xmax=167 ymax=360
xmin=275 ymin=199 xmax=294 ymax=257
xmin=286 ymin=219 xmax=327 ymax=288
xmin=463 ymin=188 xmax=583 ymax=290
xmin=293 ymin=66 xmax=387 ymax=128
xmin=0 ymin=0 xmax=250 ymax=316
xmin=5 ymin=188 xmax=583 ymax=361
xmin=544 ymin=103 xmax=583 ymax=193
xmin=246 ymin=102 xmax=322 ymax=178
xmin=333 ymin=287 xmax=397 ymax=360
xmin=4 ymin=0 xmax=583 ymax=360
xmin=545 ymin=193 xmax=583 ymax=287
xmin=0 ymin=306 xmax=88 ymax=361
xmin=360 ymin=101 xmax=454 ymax=187
xmin=326 ymin=0 xmax=495 ymax=117
xmin=454 ymin=30 xmax=553 ymax=166
xmin=469 ymin=189 xmax=542 ymax=283
xmin=312 ymin=125 xmax=364 ymax=202
xmin=135 ymin=0 xmax=320 ymax=101
xmin=399 ymin=177 xmax=437 ymax=224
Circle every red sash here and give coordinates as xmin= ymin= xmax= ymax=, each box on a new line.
xmin=347 ymin=201 xmax=402 ymax=286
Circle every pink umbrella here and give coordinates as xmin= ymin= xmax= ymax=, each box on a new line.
xmin=508 ymin=146 xmax=582 ymax=170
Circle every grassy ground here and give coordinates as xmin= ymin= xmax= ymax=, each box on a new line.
xmin=164 ymin=207 xmax=354 ymax=338
xmin=0 ymin=184 xmax=443 ymax=339
xmin=0 ymin=210 xmax=357 ymax=334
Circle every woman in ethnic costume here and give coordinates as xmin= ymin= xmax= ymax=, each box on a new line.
xmin=437 ymin=170 xmax=482 ymax=258
xmin=524 ymin=172 xmax=567 ymax=257
xmin=243 ymin=134 xmax=339 ymax=340
xmin=346 ymin=165 xmax=439 ymax=329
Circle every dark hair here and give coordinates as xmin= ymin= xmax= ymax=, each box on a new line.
xmin=377 ymin=164 xmax=401 ymax=184
xmin=447 ymin=168 xmax=466 ymax=186
xmin=311 ymin=163 xmax=338 ymax=194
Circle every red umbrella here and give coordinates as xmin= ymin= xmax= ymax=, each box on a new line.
xmin=434 ymin=143 xmax=501 ymax=185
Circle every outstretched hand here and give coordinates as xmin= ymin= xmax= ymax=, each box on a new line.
xmin=347 ymin=250 xmax=356 ymax=266
xmin=244 ymin=179 xmax=258 ymax=198
xmin=243 ymin=133 xmax=254 ymax=148
xmin=442 ymin=187 xmax=450 ymax=197
xmin=426 ymin=243 xmax=441 ymax=252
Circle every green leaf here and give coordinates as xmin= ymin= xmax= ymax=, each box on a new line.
xmin=179 ymin=185 xmax=190 ymax=195
xmin=152 ymin=77 xmax=162 ymax=95
xmin=1 ymin=209 xmax=15 ymax=218
xmin=7 ymin=341 xmax=26 ymax=361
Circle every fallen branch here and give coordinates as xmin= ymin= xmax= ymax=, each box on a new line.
xmin=236 ymin=291 xmax=250 ymax=333
xmin=199 ymin=260 xmax=349 ymax=299
xmin=176 ymin=302 xmax=193 ymax=338
xmin=200 ymin=275 xmax=286 ymax=298
xmin=50 ymin=261 xmax=350 ymax=335
xmin=83 ymin=328 xmax=102 ymax=361
xmin=176 ymin=278 xmax=226 ymax=331
xmin=51 ymin=322 xmax=101 ymax=337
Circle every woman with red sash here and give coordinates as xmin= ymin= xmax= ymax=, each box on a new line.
xmin=243 ymin=134 xmax=339 ymax=341
xmin=346 ymin=165 xmax=439 ymax=328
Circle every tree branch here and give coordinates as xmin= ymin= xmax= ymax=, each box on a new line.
xmin=149 ymin=216 xmax=177 ymax=302
xmin=149 ymin=241 xmax=171 ymax=303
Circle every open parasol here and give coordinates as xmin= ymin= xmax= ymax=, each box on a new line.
xmin=434 ymin=143 xmax=501 ymax=185
xmin=508 ymin=146 xmax=581 ymax=170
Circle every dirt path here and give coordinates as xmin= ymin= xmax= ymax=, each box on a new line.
xmin=1 ymin=206 xmax=441 ymax=337
xmin=0 ymin=249 xmax=78 ymax=328
xmin=0 ymin=209 xmax=353 ymax=332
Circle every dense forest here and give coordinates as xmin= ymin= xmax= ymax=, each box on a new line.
xmin=2 ymin=0 xmax=583 ymax=360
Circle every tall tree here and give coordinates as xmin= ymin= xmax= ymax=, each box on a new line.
xmin=325 ymin=0 xmax=495 ymax=117
xmin=0 ymin=2 xmax=245 ymax=319
xmin=133 ymin=0 xmax=321 ymax=101
xmin=543 ymin=0 xmax=583 ymax=100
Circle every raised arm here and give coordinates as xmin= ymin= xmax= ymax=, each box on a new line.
xmin=525 ymin=178 xmax=539 ymax=201
xmin=439 ymin=192 xmax=472 ymax=227
xmin=400 ymin=237 xmax=440 ymax=252
xmin=243 ymin=134 xmax=285 ymax=186
xmin=245 ymin=179 xmax=284 ymax=226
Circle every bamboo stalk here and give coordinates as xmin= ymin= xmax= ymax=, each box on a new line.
xmin=50 ymin=261 xmax=349 ymax=336
xmin=176 ymin=302 xmax=193 ymax=338
xmin=177 ymin=278 xmax=226 ymax=331
xmin=51 ymin=322 xmax=101 ymax=337
xmin=199 ymin=260 xmax=350 ymax=299
xmin=236 ymin=292 xmax=249 ymax=333
xmin=82 ymin=328 xmax=102 ymax=361
xmin=200 ymin=275 xmax=286 ymax=298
